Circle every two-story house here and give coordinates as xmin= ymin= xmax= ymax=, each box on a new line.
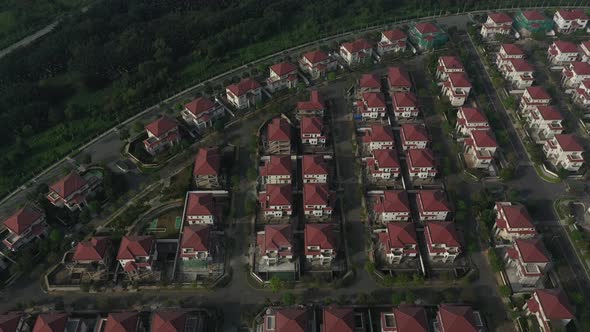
xmin=406 ymin=149 xmax=437 ymax=179
xmin=416 ymin=190 xmax=450 ymax=221
xmin=543 ymin=134 xmax=585 ymax=172
xmin=366 ymin=149 xmax=401 ymax=180
xmin=500 ymin=58 xmax=535 ymax=89
xmin=572 ymin=79 xmax=590 ymax=107
xmin=522 ymin=105 xmax=564 ymax=141
xmin=322 ymin=306 xmax=365 ymax=332
xmin=377 ymin=29 xmax=407 ymax=55
xmin=547 ymin=40 xmax=579 ymax=66
xmin=377 ymin=222 xmax=418 ymax=265
xmin=579 ymin=41 xmax=590 ymax=63
xmin=72 ymin=237 xmax=114 ymax=272
xmin=299 ymin=50 xmax=337 ymax=79
xmin=297 ymin=90 xmax=325 ymax=118
xmin=524 ymin=289 xmax=574 ymax=332
xmin=2 ymin=207 xmax=47 ymax=251
xmin=391 ymin=92 xmax=419 ymax=120
xmin=184 ymin=192 xmax=217 ymax=225
xmin=436 ymin=56 xmax=464 ymax=82
xmin=260 ymin=155 xmax=292 ymax=185
xmin=0 ymin=312 xmax=28 ymax=332
xmin=357 ymin=92 xmax=387 ymax=120
xmin=267 ymin=62 xmax=298 ymax=92
xmin=480 ymin=13 xmax=513 ymax=39
xmin=262 ymin=307 xmax=311 ymax=332
xmin=370 ymin=190 xmax=411 ymax=223
xmin=182 ymin=97 xmax=224 ymax=132
xmin=358 ymin=74 xmax=382 ymax=96
xmin=424 ymin=222 xmax=461 ymax=263
xmin=143 ymin=116 xmax=180 ymax=155
xmin=380 ymin=306 xmax=428 ymax=332
xmin=265 ymin=117 xmax=292 ymax=155
xmin=435 ymin=304 xmax=484 ymax=332
xmin=116 ymin=236 xmax=157 ymax=279
xmin=32 ymin=313 xmax=69 ymax=332
xmin=496 ymin=44 xmax=526 ymax=67
xmin=456 ymin=107 xmax=489 ymax=136
xmin=302 ymin=155 xmax=329 ymax=184
xmin=193 ymin=147 xmax=221 ymax=189
xmin=519 ymin=86 xmax=551 ymax=112
xmin=400 ymin=123 xmax=429 ymax=150
xmin=506 ymin=238 xmax=550 ymax=288
xmin=514 ymin=10 xmax=553 ymax=37
xmin=561 ymin=61 xmax=590 ymax=89
xmin=493 ymin=201 xmax=537 ymax=241
xmin=150 ymin=310 xmax=192 ymax=332
xmin=299 ymin=116 xmax=326 ymax=147
xmin=179 ymin=225 xmax=211 ymax=261
xmin=303 ymin=183 xmax=335 ymax=218
xmin=259 ymin=184 xmax=293 ymax=218
xmin=442 ymin=72 xmax=472 ymax=106
xmin=304 ymin=223 xmax=338 ymax=266
xmin=463 ymin=129 xmax=498 ymax=169
xmin=257 ymin=224 xmax=294 ymax=266
xmin=47 ymin=172 xmax=97 ymax=211
xmin=340 ymin=39 xmax=373 ymax=66
xmin=362 ymin=125 xmax=396 ymax=152
xmin=408 ymin=22 xmax=448 ymax=50
xmin=553 ymin=9 xmax=589 ymax=34
xmin=102 ymin=312 xmax=142 ymax=332
xmin=226 ymin=78 xmax=262 ymax=109
xmin=387 ymin=67 xmax=412 ymax=93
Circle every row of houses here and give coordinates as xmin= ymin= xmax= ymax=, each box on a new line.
xmin=481 ymin=9 xmax=588 ymax=39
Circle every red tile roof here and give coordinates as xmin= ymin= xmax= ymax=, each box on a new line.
xmin=303 ymin=50 xmax=329 ymax=64
xmin=185 ymin=193 xmax=215 ymax=216
xmin=116 ymin=236 xmax=153 ymax=260
xmin=50 ymin=172 xmax=87 ymax=199
xmin=447 ymin=72 xmax=471 ymax=88
xmin=302 ymin=155 xmax=328 ymax=176
xmin=496 ymin=202 xmax=535 ymax=229
xmin=535 ymin=106 xmax=562 ymax=121
xmin=533 ymin=289 xmax=574 ymax=320
xmin=260 ymin=155 xmax=292 ymax=177
xmin=367 ymin=124 xmax=395 ymax=142
xmin=275 ymin=308 xmax=309 ymax=332
xmin=552 ymin=40 xmax=578 ymax=53
xmin=459 ymin=107 xmax=488 ymax=124
xmin=401 ymin=124 xmax=428 ymax=142
xmin=570 ymin=61 xmax=590 ymax=75
xmin=300 ymin=116 xmax=323 ymax=135
xmin=33 ymin=313 xmax=68 ymax=332
xmin=526 ymin=86 xmax=550 ymax=100
xmin=501 ymin=43 xmax=525 ymax=56
xmin=508 ymin=58 xmax=533 ymax=72
xmin=73 ymin=237 xmax=111 ymax=262
xmin=184 ymin=97 xmax=215 ymax=116
xmin=426 ymin=222 xmax=460 ymax=248
xmin=392 ymin=92 xmax=418 ymax=109
xmin=262 ymin=224 xmax=292 ymax=252
xmin=382 ymin=29 xmax=407 ymax=41
xmin=305 ymin=223 xmax=337 ymax=253
xmin=417 ymin=190 xmax=450 ymax=212
xmin=388 ymin=67 xmax=412 ymax=89
xmin=439 ymin=56 xmax=464 ymax=71
xmin=303 ymin=183 xmax=332 ymax=206
xmin=393 ymin=306 xmax=429 ymax=332
xmin=341 ymin=38 xmax=372 ymax=53
xmin=372 ymin=149 xmax=400 ymax=168
xmin=3 ymin=207 xmax=43 ymax=235
xmin=470 ymin=130 xmax=498 ymax=148
xmin=362 ymin=92 xmax=386 ymax=108
xmin=557 ymin=9 xmax=589 ymax=20
xmin=151 ymin=311 xmax=187 ymax=332
xmin=0 ymin=312 xmax=23 ymax=332
xmin=267 ymin=118 xmax=291 ymax=142
xmin=382 ymin=222 xmax=417 ymax=250
xmin=407 ymin=149 xmax=436 ymax=168
xmin=226 ymin=78 xmax=261 ymax=97
xmin=489 ymin=13 xmax=513 ymax=24
xmin=181 ymin=225 xmax=210 ymax=253
xmin=145 ymin=116 xmax=178 ymax=137
xmin=415 ymin=23 xmax=440 ymax=34
xmin=521 ymin=10 xmax=546 ymax=21
xmin=193 ymin=148 xmax=221 ymax=177
xmin=104 ymin=312 xmax=139 ymax=332
xmin=359 ymin=74 xmax=382 ymax=89
xmin=270 ymin=62 xmax=297 ymax=77
xmin=515 ymin=238 xmax=549 ymax=263
xmin=322 ymin=307 xmax=354 ymax=332
xmin=373 ymin=190 xmax=410 ymax=214
xmin=297 ymin=90 xmax=325 ymax=111
xmin=555 ymin=134 xmax=584 ymax=152
xmin=438 ymin=304 xmax=479 ymax=332
xmin=261 ymin=184 xmax=292 ymax=206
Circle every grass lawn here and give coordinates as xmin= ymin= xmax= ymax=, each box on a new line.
xmin=146 ymin=207 xmax=183 ymax=239
xmin=532 ymin=164 xmax=561 ymax=184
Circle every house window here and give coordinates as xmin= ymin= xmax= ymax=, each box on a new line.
xmin=266 ymin=315 xmax=276 ymax=330
xmin=383 ymin=313 xmax=396 ymax=328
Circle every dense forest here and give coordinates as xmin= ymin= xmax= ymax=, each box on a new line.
xmin=0 ymin=0 xmax=577 ymax=197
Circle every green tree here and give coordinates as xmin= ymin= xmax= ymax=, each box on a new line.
xmin=499 ymin=285 xmax=511 ymax=298
xmin=391 ymin=292 xmax=403 ymax=306
xmin=557 ymin=168 xmax=569 ymax=180
xmin=364 ymin=261 xmax=376 ymax=274
xmin=405 ymin=291 xmax=416 ymax=304
xmin=269 ymin=276 xmax=283 ymax=293
xmin=282 ymin=292 xmax=295 ymax=305
xmin=488 ymin=249 xmax=504 ymax=272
